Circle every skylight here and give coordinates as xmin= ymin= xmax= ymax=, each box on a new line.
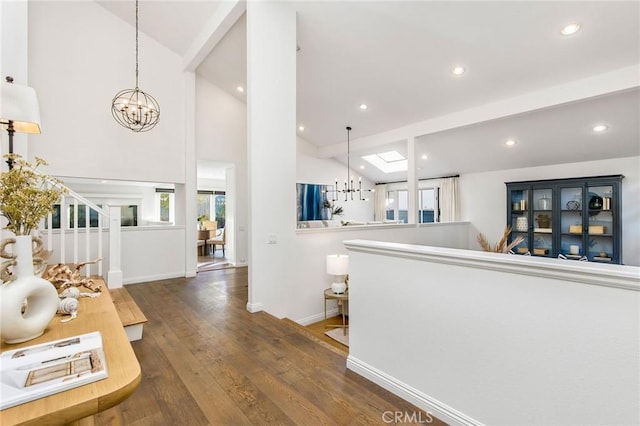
xmin=361 ymin=150 xmax=408 ymax=173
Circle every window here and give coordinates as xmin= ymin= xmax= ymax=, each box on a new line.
xmin=197 ymin=190 xmax=226 ymax=228
xmin=419 ymin=188 xmax=438 ymax=223
xmin=385 ymin=190 xmax=408 ymax=223
xmin=214 ymin=194 xmax=226 ymax=228
xmin=398 ymin=190 xmax=408 ymax=223
xmin=69 ymin=204 xmax=101 ymax=228
xmin=120 ymin=205 xmax=138 ymax=226
xmin=197 ymin=192 xmax=212 ymax=221
xmin=156 ymin=189 xmax=175 ymax=223
xmin=47 ymin=204 xmax=101 ymax=229
xmin=385 ymin=191 xmax=396 ymax=220
xmin=47 ymin=204 xmax=138 ymax=228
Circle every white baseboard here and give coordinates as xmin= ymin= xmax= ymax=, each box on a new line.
xmin=346 ymin=356 xmax=481 ymax=426
xmin=123 ymin=271 xmax=184 ymax=285
xmin=246 ymin=302 xmax=264 ymax=313
xmin=294 ymin=308 xmax=339 ymax=326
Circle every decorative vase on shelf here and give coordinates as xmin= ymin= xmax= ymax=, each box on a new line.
xmin=0 ymin=235 xmax=59 ymax=344
xmin=515 ymin=216 xmax=528 ymax=232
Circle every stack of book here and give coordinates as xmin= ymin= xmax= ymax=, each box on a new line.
xmin=0 ymin=332 xmax=108 ymax=410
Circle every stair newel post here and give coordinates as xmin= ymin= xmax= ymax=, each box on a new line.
xmin=107 ymin=205 xmax=123 ymax=289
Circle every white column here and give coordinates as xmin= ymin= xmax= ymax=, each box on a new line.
xmin=225 ymin=165 xmax=236 ymax=266
xmin=246 ymin=2 xmax=296 ymax=316
xmin=107 ymin=205 xmax=122 ymax=288
xmin=183 ymin=71 xmax=197 ymax=278
xmin=407 ymin=136 xmax=417 ymax=224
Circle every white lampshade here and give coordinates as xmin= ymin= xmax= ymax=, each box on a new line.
xmin=326 ymin=254 xmax=349 ymax=275
xmin=0 ymin=78 xmax=41 ymax=134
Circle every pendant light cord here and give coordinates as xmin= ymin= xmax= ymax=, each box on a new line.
xmin=346 ymin=126 xmax=351 ymax=184
xmin=135 ymin=0 xmax=139 ymax=90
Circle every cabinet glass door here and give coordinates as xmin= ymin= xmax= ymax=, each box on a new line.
xmin=509 ymin=188 xmax=529 ymax=254
xmin=560 ymin=186 xmax=584 ymax=259
xmin=532 ymin=187 xmax=553 ymax=257
xmin=587 ymin=184 xmax=614 ymax=262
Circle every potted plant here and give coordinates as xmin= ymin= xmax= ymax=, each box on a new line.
xmin=0 ymin=155 xmax=65 ymax=236
xmin=323 ymin=200 xmax=344 ymax=220
xmin=0 ymin=154 xmax=66 ymax=343
xmin=197 ymin=214 xmax=207 ymax=230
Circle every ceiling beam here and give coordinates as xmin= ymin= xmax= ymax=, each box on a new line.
xmin=318 ymin=65 xmax=640 ymax=159
xmin=182 ymin=0 xmax=246 ymax=72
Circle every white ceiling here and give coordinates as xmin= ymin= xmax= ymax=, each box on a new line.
xmin=97 ymin=1 xmax=640 ymax=182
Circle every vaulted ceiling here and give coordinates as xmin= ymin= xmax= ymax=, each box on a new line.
xmin=97 ymin=1 xmax=639 ymax=182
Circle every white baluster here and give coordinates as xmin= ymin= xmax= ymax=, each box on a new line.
xmin=73 ymin=198 xmax=78 ymax=264
xmin=98 ymin=212 xmax=103 ymax=277
xmin=85 ymin=204 xmax=90 ymax=275
xmin=60 ymin=195 xmax=66 ymax=264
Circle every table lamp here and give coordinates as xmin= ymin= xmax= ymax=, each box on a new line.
xmin=326 ymin=254 xmax=348 ymax=294
xmin=0 ymin=76 xmax=41 ymax=169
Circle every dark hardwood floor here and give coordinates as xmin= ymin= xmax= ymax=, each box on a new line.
xmin=95 ymin=267 xmax=444 ymax=425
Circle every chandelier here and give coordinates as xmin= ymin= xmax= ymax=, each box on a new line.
xmin=111 ymin=0 xmax=160 ymax=132
xmin=327 ymin=126 xmax=374 ymax=202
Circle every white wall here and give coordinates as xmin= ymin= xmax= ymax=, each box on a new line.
xmin=297 ymin=138 xmax=375 ymax=222
xmin=0 ymin=0 xmax=30 ymax=165
xmin=45 ymin=226 xmax=186 ymax=285
xmin=346 ymin=240 xmax=640 ymax=425
xmin=291 ymin=223 xmax=470 ymax=324
xmin=195 ymin=76 xmax=248 ymax=265
xmin=461 ymin=156 xmax=640 ymax=265
xmin=27 ymin=1 xmax=186 ymax=184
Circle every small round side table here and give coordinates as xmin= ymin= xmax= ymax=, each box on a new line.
xmin=323 ymin=288 xmax=349 ymax=335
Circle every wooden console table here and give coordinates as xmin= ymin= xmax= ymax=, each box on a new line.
xmin=0 ymin=286 xmax=141 ymax=425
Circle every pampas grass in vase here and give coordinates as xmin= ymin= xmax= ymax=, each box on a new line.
xmin=477 ymin=225 xmax=525 ymax=253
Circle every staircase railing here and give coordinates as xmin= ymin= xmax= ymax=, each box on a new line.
xmin=39 ymin=177 xmax=122 ymax=288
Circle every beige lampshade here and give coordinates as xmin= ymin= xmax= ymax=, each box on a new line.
xmin=0 ymin=79 xmax=41 ymax=134
xmin=326 ymin=254 xmax=349 ymax=275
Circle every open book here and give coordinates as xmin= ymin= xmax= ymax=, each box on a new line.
xmin=0 ymin=331 xmax=108 ymax=410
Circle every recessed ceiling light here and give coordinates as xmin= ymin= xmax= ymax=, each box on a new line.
xmin=421 ymin=154 xmax=428 ymax=160
xmin=505 ymin=139 xmax=517 ymax=147
xmin=360 ymin=165 xmax=365 ymax=169
xmin=298 ymin=125 xmax=305 ymax=132
xmin=236 ymin=86 xmax=244 ymax=93
xmin=593 ymin=124 xmax=608 ymax=133
xmin=451 ymin=66 xmax=466 ymax=75
xmin=359 ymin=104 xmax=368 ymax=110
xmin=561 ymin=23 xmax=581 ymax=35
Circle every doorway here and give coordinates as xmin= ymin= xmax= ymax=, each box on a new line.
xmin=197 ymin=160 xmax=234 ymax=272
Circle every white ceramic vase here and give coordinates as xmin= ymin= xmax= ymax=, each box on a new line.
xmin=0 ymin=235 xmax=59 ymax=344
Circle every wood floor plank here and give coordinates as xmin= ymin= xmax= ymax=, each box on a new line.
xmin=95 ymin=268 xmax=446 ymax=426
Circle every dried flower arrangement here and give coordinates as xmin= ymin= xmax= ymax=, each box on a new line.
xmin=0 ymin=154 xmax=66 ymax=235
xmin=477 ymin=225 xmax=525 ymax=253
